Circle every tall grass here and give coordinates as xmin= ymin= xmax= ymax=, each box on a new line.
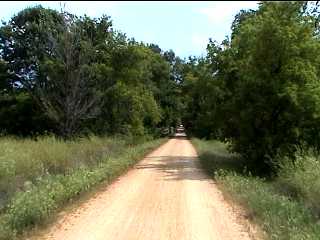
xmin=0 ymin=135 xmax=165 ymax=239
xmin=0 ymin=136 xmax=126 ymax=208
xmin=192 ymin=138 xmax=320 ymax=240
xmin=277 ymin=152 xmax=320 ymax=216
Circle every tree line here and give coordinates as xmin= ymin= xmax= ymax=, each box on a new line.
xmin=0 ymin=6 xmax=184 ymax=138
xmin=1 ymin=1 xmax=320 ymax=175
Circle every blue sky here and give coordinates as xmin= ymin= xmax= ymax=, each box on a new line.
xmin=1 ymin=1 xmax=259 ymax=58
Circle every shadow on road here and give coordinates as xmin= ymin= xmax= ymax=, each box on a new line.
xmin=137 ymin=155 xmax=211 ymax=182
xmin=169 ymin=135 xmax=189 ymax=140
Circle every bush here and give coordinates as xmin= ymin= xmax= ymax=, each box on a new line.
xmin=277 ymin=151 xmax=320 ymax=215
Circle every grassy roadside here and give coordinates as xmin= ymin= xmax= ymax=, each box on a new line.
xmin=0 ymin=136 xmax=166 ymax=240
xmin=192 ymin=138 xmax=320 ymax=240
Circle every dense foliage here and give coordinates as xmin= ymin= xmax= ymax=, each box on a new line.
xmin=183 ymin=1 xmax=320 ymax=174
xmin=1 ymin=2 xmax=320 ymax=175
xmin=0 ymin=6 xmax=183 ymax=138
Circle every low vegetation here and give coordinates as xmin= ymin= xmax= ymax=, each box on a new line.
xmin=0 ymin=136 xmax=165 ymax=239
xmin=193 ymin=139 xmax=320 ymax=240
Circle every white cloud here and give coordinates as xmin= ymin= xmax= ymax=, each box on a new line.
xmin=195 ymin=1 xmax=259 ymax=44
xmin=198 ymin=1 xmax=259 ymax=25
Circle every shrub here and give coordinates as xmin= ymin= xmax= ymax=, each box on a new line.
xmin=277 ymin=151 xmax=320 ymax=215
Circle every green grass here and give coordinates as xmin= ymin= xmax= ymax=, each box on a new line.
xmin=0 ymin=135 xmax=165 ymax=240
xmin=192 ymin=138 xmax=320 ymax=240
xmin=0 ymin=136 xmax=126 ymax=206
xmin=276 ymin=152 xmax=320 ymax=217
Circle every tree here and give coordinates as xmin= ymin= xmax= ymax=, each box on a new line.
xmin=182 ymin=2 xmax=320 ymax=174
xmin=230 ymin=9 xmax=256 ymax=40
xmin=0 ymin=7 xmax=119 ymax=138
xmin=0 ymin=6 xmax=65 ymax=91
xmin=38 ymin=22 xmax=103 ymax=137
xmin=105 ymin=81 xmax=161 ymax=136
xmin=0 ymin=60 xmax=11 ymax=93
xmin=202 ymin=2 xmax=320 ymax=174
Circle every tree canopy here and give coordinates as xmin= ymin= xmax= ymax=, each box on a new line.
xmin=182 ymin=1 xmax=320 ymax=174
xmin=0 ymin=6 xmax=182 ymax=138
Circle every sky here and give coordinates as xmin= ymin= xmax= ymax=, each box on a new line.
xmin=1 ymin=1 xmax=259 ymax=58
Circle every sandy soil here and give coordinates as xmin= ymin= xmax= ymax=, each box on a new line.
xmin=33 ymin=137 xmax=257 ymax=240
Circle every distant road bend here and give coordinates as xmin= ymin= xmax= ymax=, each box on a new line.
xmin=35 ymin=130 xmax=256 ymax=240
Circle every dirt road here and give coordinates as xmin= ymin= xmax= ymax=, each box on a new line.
xmin=36 ymin=137 xmax=255 ymax=240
